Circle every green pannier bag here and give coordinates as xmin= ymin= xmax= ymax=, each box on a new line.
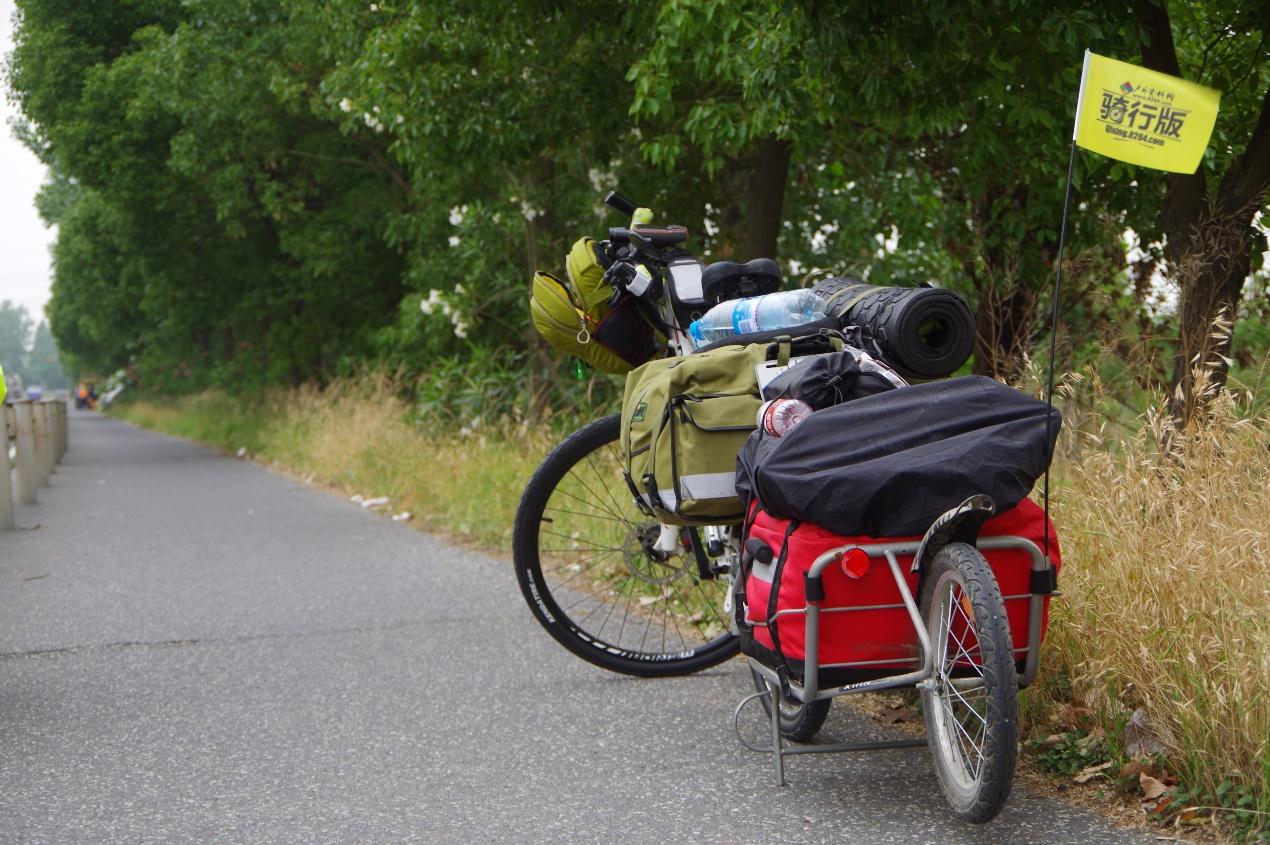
xmin=530 ymin=237 xmax=663 ymax=375
xmin=620 ymin=343 xmax=774 ymax=525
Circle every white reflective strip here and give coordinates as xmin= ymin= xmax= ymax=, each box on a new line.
xmin=672 ymin=471 xmax=737 ymax=502
xmin=653 ymin=472 xmax=738 ymax=511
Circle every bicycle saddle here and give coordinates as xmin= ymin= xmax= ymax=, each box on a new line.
xmin=701 ymin=258 xmax=782 ymax=304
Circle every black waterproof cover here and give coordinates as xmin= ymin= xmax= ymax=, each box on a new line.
xmin=762 ymin=350 xmax=898 ymax=409
xmin=735 ymin=376 xmax=1061 ymax=537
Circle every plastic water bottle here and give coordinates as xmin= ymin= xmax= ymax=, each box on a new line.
xmin=688 ymin=290 xmax=828 ymax=348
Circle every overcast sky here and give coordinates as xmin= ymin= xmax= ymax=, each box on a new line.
xmin=1 ymin=0 xmax=56 ymax=324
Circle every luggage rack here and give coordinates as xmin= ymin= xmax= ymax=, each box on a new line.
xmin=735 ymin=533 xmax=1055 ymax=787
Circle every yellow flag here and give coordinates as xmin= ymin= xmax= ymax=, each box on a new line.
xmin=1074 ymin=50 xmax=1220 ymax=174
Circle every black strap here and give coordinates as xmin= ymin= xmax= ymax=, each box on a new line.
xmin=1030 ymin=568 xmax=1058 ymax=595
xmin=804 ymin=571 xmax=826 ymax=604
xmin=764 ymin=519 xmax=801 ymax=662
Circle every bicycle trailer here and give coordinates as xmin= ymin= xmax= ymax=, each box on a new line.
xmin=736 ymin=497 xmax=1061 ymax=688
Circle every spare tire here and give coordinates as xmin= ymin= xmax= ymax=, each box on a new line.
xmin=813 ymin=277 xmax=975 ymax=380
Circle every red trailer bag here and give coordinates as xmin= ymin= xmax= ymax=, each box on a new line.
xmin=738 ymin=497 xmax=1061 ymax=688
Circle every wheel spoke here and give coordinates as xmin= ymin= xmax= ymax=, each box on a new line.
xmin=583 ymin=452 xmax=631 ymax=524
xmin=939 ymin=694 xmax=983 ymax=779
xmin=543 ymin=504 xmax=628 ymax=524
xmin=562 ymin=467 xmax=627 ymax=524
xmin=514 ymin=414 xmax=736 ymax=673
xmin=947 ymin=683 xmax=988 ymax=726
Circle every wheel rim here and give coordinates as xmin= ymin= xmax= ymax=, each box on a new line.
xmin=533 ymin=433 xmax=732 ymax=661
xmin=927 ymin=573 xmax=990 ymax=793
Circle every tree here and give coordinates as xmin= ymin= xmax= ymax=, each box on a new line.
xmin=0 ymin=301 xmax=34 ymax=376
xmin=27 ymin=322 xmax=69 ymax=389
xmin=1133 ymin=0 xmax=1270 ymax=425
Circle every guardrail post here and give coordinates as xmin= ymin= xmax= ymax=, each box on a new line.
xmin=13 ymin=400 xmax=37 ymax=505
xmin=32 ymin=401 xmax=50 ymax=486
xmin=1 ymin=404 xmax=14 ymax=530
xmin=59 ymin=400 xmax=68 ymax=460
xmin=50 ymin=401 xmax=61 ymax=462
xmin=53 ymin=400 xmax=66 ymax=461
xmin=44 ymin=402 xmax=58 ymax=475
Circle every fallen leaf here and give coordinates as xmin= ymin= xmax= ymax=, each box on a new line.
xmin=1077 ymin=726 xmax=1106 ymax=748
xmin=1121 ymin=760 xmax=1150 ymax=779
xmin=1177 ymin=808 xmax=1208 ymax=825
xmin=1140 ymin=773 xmax=1168 ymax=800
xmin=1074 ymin=761 xmax=1114 ymax=783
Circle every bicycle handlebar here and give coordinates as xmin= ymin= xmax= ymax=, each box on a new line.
xmin=604 ymin=190 xmax=639 ymax=217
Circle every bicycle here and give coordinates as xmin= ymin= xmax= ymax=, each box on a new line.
xmin=512 ymin=191 xmax=1060 ymax=822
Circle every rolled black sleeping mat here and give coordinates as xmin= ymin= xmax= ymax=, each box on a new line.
xmin=811 ymin=277 xmax=975 ymax=380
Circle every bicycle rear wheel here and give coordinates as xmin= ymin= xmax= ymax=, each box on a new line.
xmin=512 ymin=413 xmax=739 ymax=676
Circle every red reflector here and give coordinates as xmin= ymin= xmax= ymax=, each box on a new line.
xmin=840 ymin=548 xmax=871 ymax=580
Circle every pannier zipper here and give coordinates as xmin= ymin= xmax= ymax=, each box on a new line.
xmin=538 ymin=275 xmax=597 ymax=344
xmin=673 ymin=391 xmax=760 ymax=432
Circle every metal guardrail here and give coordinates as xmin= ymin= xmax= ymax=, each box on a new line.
xmin=2 ymin=399 xmax=69 ymax=530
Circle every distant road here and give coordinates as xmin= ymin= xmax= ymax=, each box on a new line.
xmin=0 ymin=411 xmax=1156 ymax=844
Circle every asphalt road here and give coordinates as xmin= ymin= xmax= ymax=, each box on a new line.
xmin=0 ymin=411 xmax=1158 ymax=844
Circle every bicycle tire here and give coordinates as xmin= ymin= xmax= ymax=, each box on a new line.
xmin=919 ymin=542 xmax=1018 ymax=823
xmin=749 ymin=665 xmax=832 ymax=742
xmin=513 ymin=413 xmax=739 ymax=676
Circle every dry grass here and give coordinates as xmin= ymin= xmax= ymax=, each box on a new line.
xmin=1032 ymin=381 xmax=1269 ymax=832
xmin=114 ymin=375 xmax=557 ymax=549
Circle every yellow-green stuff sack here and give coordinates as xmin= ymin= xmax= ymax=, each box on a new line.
xmin=529 ymin=237 xmax=663 ymax=374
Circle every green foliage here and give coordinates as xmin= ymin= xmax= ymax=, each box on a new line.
xmin=0 ymin=301 xmax=69 ymax=389
xmin=0 ymin=300 xmax=34 ymax=376
xmin=7 ymin=0 xmax=1268 ymax=408
xmin=1028 ymin=729 xmax=1112 ymax=777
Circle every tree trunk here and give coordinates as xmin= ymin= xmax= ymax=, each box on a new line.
xmin=1135 ymin=0 xmax=1270 ymax=426
xmin=971 ymin=280 xmax=1039 ymax=380
xmin=744 ymin=135 xmax=792 ymax=260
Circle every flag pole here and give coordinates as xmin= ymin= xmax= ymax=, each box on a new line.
xmin=1041 ymin=139 xmax=1076 ymax=562
xmin=1042 ymin=49 xmax=1089 ymax=562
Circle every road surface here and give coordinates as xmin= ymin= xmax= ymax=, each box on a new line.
xmin=0 ymin=411 xmax=1157 ymax=844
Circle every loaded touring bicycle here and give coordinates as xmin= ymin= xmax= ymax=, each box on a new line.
xmin=514 ymin=191 xmax=1062 ymax=822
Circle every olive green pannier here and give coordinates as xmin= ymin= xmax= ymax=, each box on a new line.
xmin=620 ymin=343 xmax=773 ymax=525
